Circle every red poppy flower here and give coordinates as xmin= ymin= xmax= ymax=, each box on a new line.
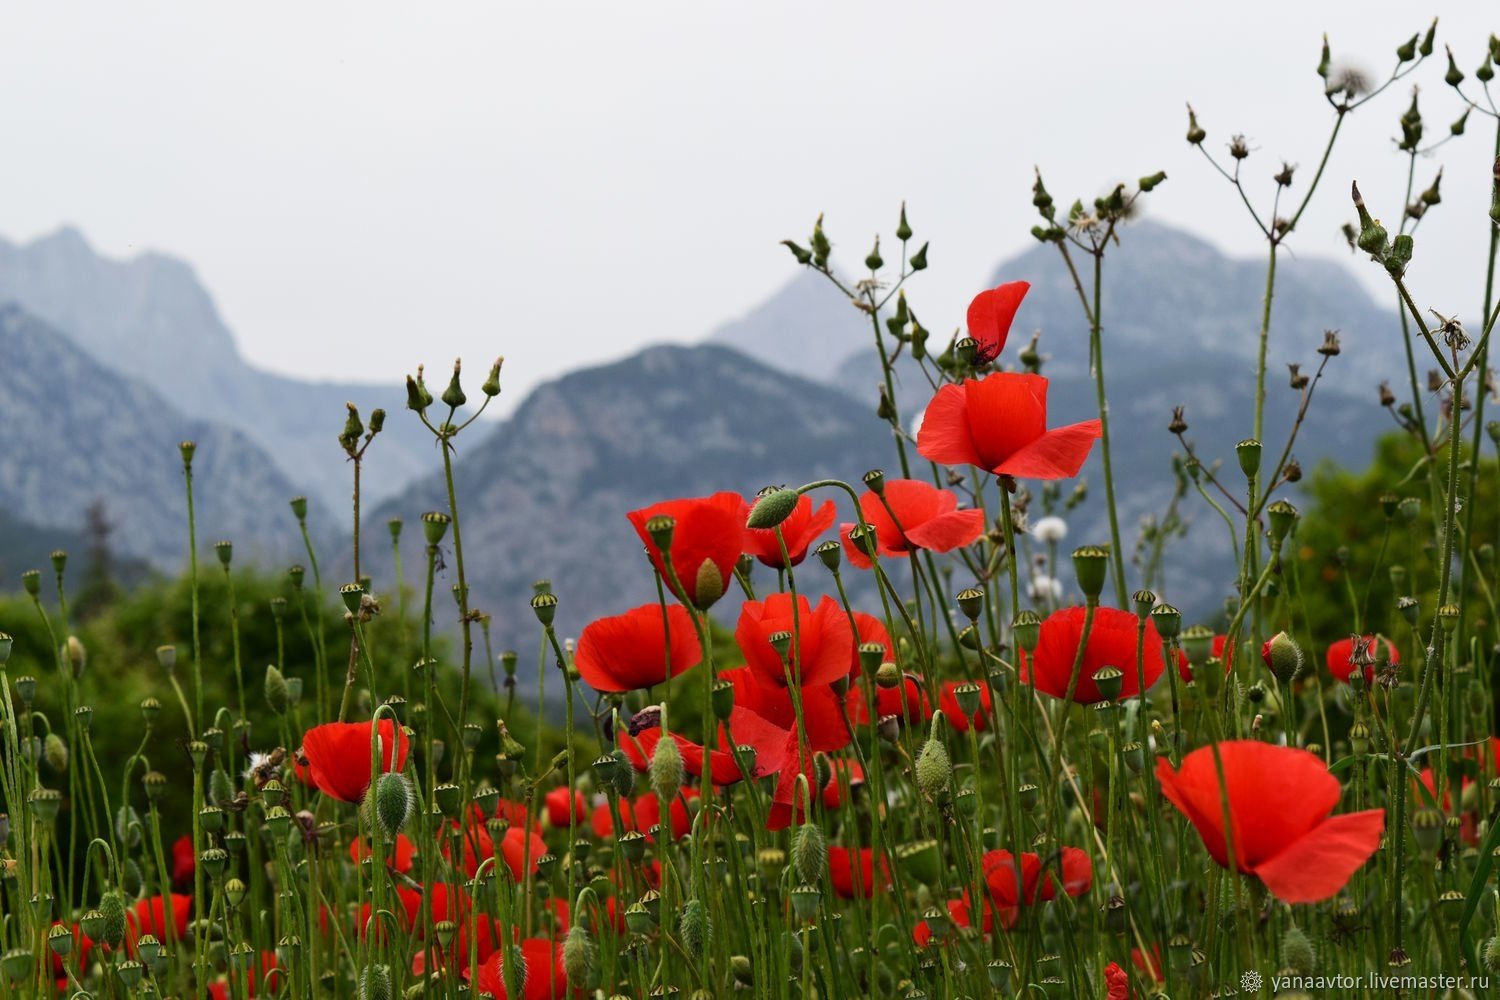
xmin=627 ymin=492 xmax=747 ymax=610
xmin=350 ymin=832 xmax=417 ymax=874
xmin=722 ymin=667 xmax=852 ymax=753
xmin=127 ymin=894 xmax=192 ymax=951
xmin=912 ymin=894 xmax=994 ymax=947
xmin=939 ymin=680 xmax=992 ymax=732
xmin=632 ymin=787 xmax=698 ymax=841
xmin=1176 ymin=634 xmax=1235 ymax=683
xmin=298 ymin=718 xmax=410 ymax=803
xmin=543 ymin=787 xmax=587 ymax=829
xmin=839 ymin=480 xmax=986 ymax=570
xmin=743 ymin=495 xmax=837 ymax=568
xmin=443 ymin=817 xmax=547 ymax=880
xmin=846 ymin=672 xmax=932 ymax=727
xmin=821 ymin=758 xmax=865 ymax=810
xmin=982 ymin=848 xmax=1091 ymax=927
xmin=1325 ymin=634 xmax=1399 ymax=685
xmin=966 ymin=281 xmax=1030 ymax=363
xmin=1019 ymin=607 xmax=1165 ymax=704
xmin=1155 ymin=741 xmax=1384 ymax=904
xmin=574 ymin=603 xmax=701 ymax=693
xmin=397 ymin=882 xmax=466 ymax=931
xmin=474 ymin=937 xmax=567 ymax=1000
xmin=1105 ymin=961 xmax=1131 ymax=1000
xmin=494 ymin=797 xmax=540 ymax=834
xmin=828 ymin=845 xmax=888 ymax=899
xmin=171 ymin=834 xmax=195 ymax=892
xmin=716 ymin=687 xmax=851 ymax=831
xmin=917 ymin=372 xmax=1102 ymax=480
xmin=736 ymin=593 xmax=855 ymax=688
xmin=591 ymin=799 xmax=634 ymax=840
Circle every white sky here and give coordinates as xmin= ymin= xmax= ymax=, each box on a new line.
xmin=1 ymin=3 xmax=1496 ymax=407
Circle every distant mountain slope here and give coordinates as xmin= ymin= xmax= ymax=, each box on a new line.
xmin=707 ymin=270 xmax=870 ymax=382
xmin=0 ymin=304 xmax=327 ymax=569
xmin=369 ymin=344 xmax=891 ymax=639
xmin=805 ymin=221 xmax=1405 ymax=613
xmin=0 ymin=227 xmax=432 ymax=513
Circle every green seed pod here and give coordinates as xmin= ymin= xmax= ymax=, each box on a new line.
xmin=789 ymin=884 xmax=821 ymax=921
xmin=1071 ymin=545 xmax=1109 ymax=602
xmin=1012 ymin=609 xmax=1043 ymax=653
xmin=1412 ymin=808 xmax=1445 ymax=854
xmin=1092 ymin=665 xmax=1124 ymax=703
xmin=1266 ymin=499 xmax=1298 ymax=543
xmin=1235 ymin=438 xmax=1262 ymax=479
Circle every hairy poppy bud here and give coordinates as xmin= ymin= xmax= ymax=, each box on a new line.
xmin=360 ymin=965 xmax=392 ymax=1000
xmin=793 ymin=821 xmax=826 ymax=886
xmin=915 ymin=721 xmax=952 ymax=802
xmin=99 ymin=889 xmax=127 ymax=948
xmin=1262 ymin=631 xmax=1303 ymax=683
xmin=43 ymin=733 xmax=68 ymax=773
xmin=265 ymin=665 xmax=289 ymax=714
xmin=564 ymin=922 xmax=597 ymax=986
xmin=375 ymin=772 xmax=413 ymax=840
xmin=747 ymin=488 xmax=800 ymax=530
xmin=650 ymin=728 xmax=684 ymax=804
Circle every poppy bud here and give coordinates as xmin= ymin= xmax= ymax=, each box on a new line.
xmin=746 ymin=488 xmax=800 ymax=530
xmin=793 ymin=822 xmax=826 ymax=885
xmin=1262 ymin=631 xmax=1303 ymax=683
xmin=1071 ymin=545 xmax=1109 ymax=602
xmin=99 ymin=889 xmax=127 ymax=948
xmin=909 ymin=242 xmax=929 ymax=271
xmin=43 ymin=733 xmax=68 ymax=773
xmin=360 ymin=965 xmax=392 ymax=1000
xmin=375 ymin=772 xmax=414 ymax=840
xmin=1013 ymin=609 xmax=1043 ymax=652
xmin=864 ymin=236 xmax=883 ymax=272
xmin=1396 ymin=33 xmax=1418 ymax=62
xmin=650 ymin=730 xmax=684 ymax=804
xmin=563 ymin=922 xmax=597 ymax=986
xmin=531 ymin=592 xmax=558 ymax=627
xmin=915 ymin=724 xmax=952 ymax=802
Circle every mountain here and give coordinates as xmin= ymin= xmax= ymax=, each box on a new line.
xmin=0 ymin=304 xmax=327 ymax=571
xmin=0 ymin=227 xmax=432 ymax=514
xmin=708 ymin=270 xmax=870 ymax=382
xmin=813 ymin=221 xmax=1406 ymax=613
xmin=368 ymin=344 xmax=890 ymax=640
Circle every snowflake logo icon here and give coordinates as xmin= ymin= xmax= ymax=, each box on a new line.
xmin=1240 ymin=969 xmax=1264 ymax=992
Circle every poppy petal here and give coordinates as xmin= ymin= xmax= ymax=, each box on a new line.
xmin=914 ymin=383 xmax=986 ymax=469
xmin=903 ymin=508 xmax=986 ymax=553
xmin=1251 ymin=809 xmax=1385 ymax=904
xmin=966 ymin=281 xmax=1030 ymax=356
xmin=997 ymin=419 xmax=1103 ymax=480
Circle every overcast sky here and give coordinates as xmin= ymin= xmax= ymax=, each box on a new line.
xmin=1 ymin=3 xmax=1497 ymax=408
